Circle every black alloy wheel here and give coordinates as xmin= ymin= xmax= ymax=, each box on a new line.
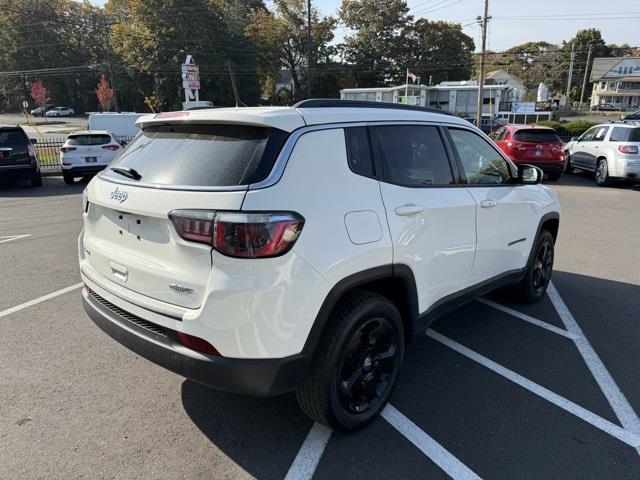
xmin=337 ymin=317 xmax=399 ymax=415
xmin=531 ymin=237 xmax=553 ymax=297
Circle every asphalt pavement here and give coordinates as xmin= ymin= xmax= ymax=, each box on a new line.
xmin=1 ymin=173 xmax=639 ymax=479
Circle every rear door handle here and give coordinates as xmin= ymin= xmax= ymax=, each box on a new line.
xmin=395 ymin=204 xmax=424 ymax=216
xmin=480 ymin=200 xmax=497 ymax=209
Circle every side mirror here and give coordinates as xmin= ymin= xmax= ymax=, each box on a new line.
xmin=571 ymin=136 xmax=578 ymax=142
xmin=29 ymin=138 xmax=37 ymax=144
xmin=518 ymin=164 xmax=542 ymax=185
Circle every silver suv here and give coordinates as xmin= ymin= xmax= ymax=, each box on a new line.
xmin=565 ymin=122 xmax=640 ymax=186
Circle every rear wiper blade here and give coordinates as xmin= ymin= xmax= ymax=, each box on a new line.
xmin=110 ymin=166 xmax=142 ymax=181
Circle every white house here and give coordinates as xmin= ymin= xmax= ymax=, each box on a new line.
xmin=590 ymin=57 xmax=640 ymax=111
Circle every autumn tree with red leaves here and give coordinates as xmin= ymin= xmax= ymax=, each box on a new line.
xmin=95 ymin=74 xmax=114 ymax=111
xmin=30 ymin=81 xmax=50 ymax=108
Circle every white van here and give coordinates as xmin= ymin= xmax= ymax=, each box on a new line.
xmin=88 ymin=113 xmax=144 ymax=142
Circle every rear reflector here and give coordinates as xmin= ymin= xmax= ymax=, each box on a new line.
xmin=176 ymin=331 xmax=220 ymax=356
xmin=618 ymin=145 xmax=639 ymax=154
xmin=169 ymin=210 xmax=304 ymax=258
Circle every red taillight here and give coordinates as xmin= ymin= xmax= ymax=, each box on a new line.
xmin=101 ymin=144 xmax=121 ymax=151
xmin=176 ymin=331 xmax=220 ymax=356
xmin=618 ymin=145 xmax=639 ymax=154
xmin=169 ymin=210 xmax=304 ymax=258
xmin=60 ymin=146 xmax=77 ymax=153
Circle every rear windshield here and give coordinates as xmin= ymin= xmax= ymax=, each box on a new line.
xmin=102 ymin=124 xmax=288 ymax=187
xmin=513 ymin=129 xmax=560 ymax=143
xmin=610 ymin=127 xmax=640 ymax=142
xmin=0 ymin=129 xmax=27 ymax=146
xmin=67 ymin=134 xmax=112 ymax=146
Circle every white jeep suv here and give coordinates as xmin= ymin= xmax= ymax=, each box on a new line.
xmin=565 ymin=122 xmax=640 ymax=185
xmin=79 ymin=100 xmax=560 ymax=430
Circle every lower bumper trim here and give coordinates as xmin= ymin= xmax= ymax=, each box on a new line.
xmin=82 ymin=288 xmax=308 ymax=396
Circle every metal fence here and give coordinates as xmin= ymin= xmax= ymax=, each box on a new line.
xmin=34 ymin=136 xmax=134 ymax=172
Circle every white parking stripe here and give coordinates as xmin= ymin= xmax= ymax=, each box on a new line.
xmin=427 ymin=329 xmax=640 ymax=448
xmin=547 ymin=282 xmax=640 ymax=447
xmin=0 ymin=234 xmax=31 ymax=244
xmin=382 ymin=404 xmax=482 ymax=480
xmin=0 ymin=283 xmax=83 ymax=319
xmin=477 ymin=298 xmax=579 ymax=340
xmin=284 ymin=422 xmax=332 ymax=480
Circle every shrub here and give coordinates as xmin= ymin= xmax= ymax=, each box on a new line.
xmin=536 ymin=119 xmax=598 ymax=138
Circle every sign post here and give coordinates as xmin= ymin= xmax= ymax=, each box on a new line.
xmin=181 ymin=55 xmax=200 ymax=105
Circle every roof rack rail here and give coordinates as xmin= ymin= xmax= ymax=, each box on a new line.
xmin=292 ymin=99 xmax=453 ymax=116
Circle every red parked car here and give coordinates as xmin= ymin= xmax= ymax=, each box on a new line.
xmin=492 ymin=125 xmax=565 ymax=181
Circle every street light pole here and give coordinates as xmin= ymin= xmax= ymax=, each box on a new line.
xmin=475 ymin=0 xmax=490 ymax=127
xmin=565 ymin=43 xmax=575 ymax=108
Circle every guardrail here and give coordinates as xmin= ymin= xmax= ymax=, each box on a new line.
xmin=34 ymin=136 xmax=134 ymax=172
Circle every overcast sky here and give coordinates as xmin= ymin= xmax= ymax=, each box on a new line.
xmin=91 ymin=0 xmax=640 ymax=52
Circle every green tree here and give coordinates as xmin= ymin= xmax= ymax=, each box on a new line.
xmin=548 ymin=29 xmax=608 ymax=100
xmin=106 ymin=0 xmax=263 ymax=110
xmin=246 ymin=0 xmax=336 ymax=101
xmin=397 ymin=19 xmax=475 ymax=85
xmin=0 ymin=0 xmax=107 ymax=112
xmin=339 ymin=0 xmax=411 ymax=87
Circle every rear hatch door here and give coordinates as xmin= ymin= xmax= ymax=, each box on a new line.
xmin=0 ymin=128 xmax=30 ymax=166
xmin=82 ymin=122 xmax=289 ymax=309
xmin=512 ymin=129 xmax=562 ymax=162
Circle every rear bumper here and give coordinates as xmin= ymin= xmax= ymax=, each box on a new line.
xmin=0 ymin=164 xmax=38 ymax=177
xmin=82 ymin=287 xmax=308 ymax=396
xmin=62 ymin=165 xmax=108 ymax=175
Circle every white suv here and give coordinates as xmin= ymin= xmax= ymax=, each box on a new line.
xmin=565 ymin=122 xmax=640 ymax=185
xmin=60 ymin=131 xmax=122 ymax=185
xmin=79 ymin=100 xmax=560 ymax=430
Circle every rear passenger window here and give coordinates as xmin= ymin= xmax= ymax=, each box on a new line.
xmin=610 ymin=127 xmax=640 ymax=142
xmin=345 ymin=127 xmax=374 ymax=177
xmin=371 ymin=125 xmax=454 ymax=186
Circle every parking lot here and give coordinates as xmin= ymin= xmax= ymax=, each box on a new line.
xmin=1 ymin=173 xmax=639 ymax=479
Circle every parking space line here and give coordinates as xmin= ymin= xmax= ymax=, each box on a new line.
xmin=0 ymin=234 xmax=31 ymax=244
xmin=477 ymin=298 xmax=579 ymax=340
xmin=0 ymin=283 xmax=83 ymax=319
xmin=284 ymin=422 xmax=332 ymax=480
xmin=427 ymin=329 xmax=640 ymax=448
xmin=382 ymin=404 xmax=482 ymax=480
xmin=547 ymin=282 xmax=640 ymax=447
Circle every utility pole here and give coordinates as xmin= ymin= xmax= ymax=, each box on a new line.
xmin=579 ymin=43 xmax=593 ymax=111
xmin=565 ymin=44 xmax=575 ymax=109
xmin=475 ymin=0 xmax=490 ymax=127
xmin=104 ymin=21 xmax=120 ymax=112
xmin=306 ymin=0 xmax=312 ymax=99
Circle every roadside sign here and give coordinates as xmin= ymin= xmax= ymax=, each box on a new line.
xmin=181 ymin=55 xmax=200 ymax=91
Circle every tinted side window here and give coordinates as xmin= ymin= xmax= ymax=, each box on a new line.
xmin=345 ymin=127 xmax=374 ymax=177
xmin=371 ymin=125 xmax=454 ymax=186
xmin=449 ymin=128 xmax=512 ymax=185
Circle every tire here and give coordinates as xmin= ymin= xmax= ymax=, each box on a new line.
xmin=296 ymin=291 xmax=405 ymax=431
xmin=30 ymin=171 xmax=42 ymax=187
xmin=564 ymin=152 xmax=574 ymax=174
xmin=63 ymin=172 xmax=74 ymax=185
xmin=510 ymin=230 xmax=554 ymax=304
xmin=547 ymin=171 xmax=561 ymax=182
xmin=595 ymin=158 xmax=609 ymax=186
